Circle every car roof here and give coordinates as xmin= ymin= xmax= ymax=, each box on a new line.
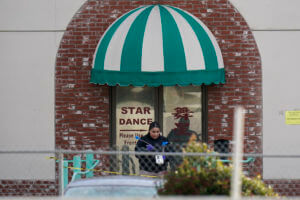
xmin=66 ymin=175 xmax=162 ymax=188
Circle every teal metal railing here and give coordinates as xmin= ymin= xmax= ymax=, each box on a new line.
xmin=220 ymin=157 xmax=255 ymax=163
xmin=62 ymin=153 xmax=100 ymax=189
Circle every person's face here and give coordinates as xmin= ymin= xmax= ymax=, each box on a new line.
xmin=149 ymin=127 xmax=160 ymax=139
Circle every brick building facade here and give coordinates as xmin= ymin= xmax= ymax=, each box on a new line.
xmin=56 ymin=0 xmax=262 ymax=152
xmin=1 ymin=0 xmax=299 ymax=196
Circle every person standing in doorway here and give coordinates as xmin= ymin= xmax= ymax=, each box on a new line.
xmin=135 ymin=121 xmax=169 ymax=176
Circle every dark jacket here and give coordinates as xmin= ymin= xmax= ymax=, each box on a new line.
xmin=135 ymin=133 xmax=169 ymax=173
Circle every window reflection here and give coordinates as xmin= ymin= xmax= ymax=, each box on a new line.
xmin=163 ymin=86 xmax=202 ymax=146
xmin=115 ymin=86 xmax=155 ymax=174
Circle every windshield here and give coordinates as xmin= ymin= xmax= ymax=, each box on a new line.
xmin=64 ymin=185 xmax=157 ymax=197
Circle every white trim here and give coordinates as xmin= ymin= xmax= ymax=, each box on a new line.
xmin=93 ymin=5 xmax=224 ymax=71
xmin=141 ymin=5 xmax=164 ymax=72
xmin=180 ymin=7 xmax=224 ymax=69
xmin=104 ymin=7 xmax=146 ymax=71
xmin=165 ymin=6 xmax=205 ymax=70
xmin=92 ymin=6 xmax=144 ymax=69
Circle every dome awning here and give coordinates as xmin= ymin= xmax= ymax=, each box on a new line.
xmin=91 ymin=5 xmax=225 ymax=86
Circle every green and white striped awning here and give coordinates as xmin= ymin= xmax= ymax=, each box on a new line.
xmin=91 ymin=5 xmax=225 ymax=86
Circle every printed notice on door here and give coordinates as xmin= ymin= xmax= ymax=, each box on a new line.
xmin=285 ymin=111 xmax=300 ymax=125
xmin=115 ymin=87 xmax=155 ymax=175
xmin=117 ymin=106 xmax=154 ymax=147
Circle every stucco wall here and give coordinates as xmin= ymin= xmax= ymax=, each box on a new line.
xmin=1 ymin=0 xmax=300 ymax=196
xmin=231 ymin=0 xmax=300 ymax=180
xmin=0 ymin=0 xmax=86 ymax=180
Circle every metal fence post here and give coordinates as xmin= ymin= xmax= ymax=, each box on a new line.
xmin=231 ymin=106 xmax=245 ymax=200
xmin=58 ymin=153 xmax=64 ymax=196
xmin=86 ymin=153 xmax=94 ymax=178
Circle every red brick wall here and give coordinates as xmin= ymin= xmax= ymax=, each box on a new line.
xmin=1 ymin=0 xmax=296 ymax=197
xmin=55 ymin=0 xmax=263 ymax=152
xmin=265 ymin=180 xmax=300 ymax=196
xmin=0 ymin=180 xmax=57 ymax=196
xmin=54 ymin=0 xmax=263 ymax=193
